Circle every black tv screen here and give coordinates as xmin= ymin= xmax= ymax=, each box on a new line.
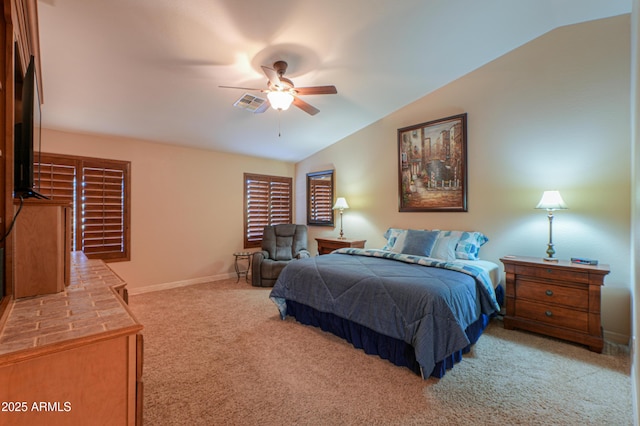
xmin=14 ymin=55 xmax=43 ymax=199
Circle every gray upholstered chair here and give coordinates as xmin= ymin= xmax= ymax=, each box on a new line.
xmin=251 ymin=224 xmax=310 ymax=287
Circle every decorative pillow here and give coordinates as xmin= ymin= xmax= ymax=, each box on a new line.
xmin=401 ymin=230 xmax=439 ymax=257
xmin=382 ymin=228 xmax=407 ymax=251
xmin=389 ymin=231 xmax=408 ymax=253
xmin=437 ymin=230 xmax=489 ymax=260
xmin=430 ymin=235 xmax=457 ymax=261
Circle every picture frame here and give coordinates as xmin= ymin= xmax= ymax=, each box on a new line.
xmin=398 ymin=113 xmax=467 ymax=212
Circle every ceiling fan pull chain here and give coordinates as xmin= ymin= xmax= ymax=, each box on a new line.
xmin=278 ymin=111 xmax=282 ymax=137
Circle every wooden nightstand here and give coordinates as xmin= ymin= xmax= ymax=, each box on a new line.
xmin=315 ymin=237 xmax=366 ymax=255
xmin=500 ymin=255 xmax=609 ymax=352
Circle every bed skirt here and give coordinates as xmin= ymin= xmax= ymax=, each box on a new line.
xmin=285 ymin=299 xmax=490 ymax=379
xmin=495 ymin=284 xmax=504 ymax=307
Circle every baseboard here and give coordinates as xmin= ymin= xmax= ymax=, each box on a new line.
xmin=603 ymin=329 xmax=631 ymax=347
xmin=127 ymin=272 xmax=236 ymax=295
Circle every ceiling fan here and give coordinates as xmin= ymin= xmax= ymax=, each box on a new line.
xmin=219 ymin=60 xmax=337 ymax=116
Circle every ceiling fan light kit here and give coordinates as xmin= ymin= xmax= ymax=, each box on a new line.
xmin=220 ymin=60 xmax=337 ymax=115
xmin=266 ymin=91 xmax=294 ymax=110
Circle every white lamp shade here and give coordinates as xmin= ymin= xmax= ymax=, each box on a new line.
xmin=535 ymin=190 xmax=568 ymax=211
xmin=267 ymin=91 xmax=294 ymax=110
xmin=332 ymin=197 xmax=349 ymax=210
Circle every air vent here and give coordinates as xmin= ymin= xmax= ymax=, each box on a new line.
xmin=233 ymin=93 xmax=269 ymax=113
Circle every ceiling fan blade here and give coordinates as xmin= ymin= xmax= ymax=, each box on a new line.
xmin=219 ymin=85 xmax=264 ymax=91
xmin=295 ymin=85 xmax=338 ymax=95
xmin=261 ymin=66 xmax=282 ymax=87
xmin=292 ymin=97 xmax=320 ymax=116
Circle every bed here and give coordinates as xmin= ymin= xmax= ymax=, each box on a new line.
xmin=269 ymin=229 xmax=502 ymax=379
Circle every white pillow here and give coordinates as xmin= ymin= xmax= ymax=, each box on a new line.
xmin=430 ymin=235 xmax=457 ymax=261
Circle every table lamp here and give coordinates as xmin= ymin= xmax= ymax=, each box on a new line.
xmin=332 ymin=197 xmax=349 ymax=239
xmin=535 ymin=190 xmax=568 ymax=262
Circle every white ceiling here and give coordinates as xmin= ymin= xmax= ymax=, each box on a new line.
xmin=37 ymin=0 xmax=631 ymax=162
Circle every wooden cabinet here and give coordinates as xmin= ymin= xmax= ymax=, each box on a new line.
xmin=315 ymin=237 xmax=366 ymax=255
xmin=500 ymin=255 xmax=609 ymax=352
xmin=0 ymin=254 xmax=143 ymax=425
xmin=13 ymin=199 xmax=71 ymax=298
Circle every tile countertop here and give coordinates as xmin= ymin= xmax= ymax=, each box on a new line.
xmin=0 ymin=252 xmax=142 ymax=361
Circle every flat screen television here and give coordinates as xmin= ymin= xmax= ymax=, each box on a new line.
xmin=14 ymin=55 xmax=44 ymax=199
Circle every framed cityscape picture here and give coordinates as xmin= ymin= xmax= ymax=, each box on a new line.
xmin=398 ymin=113 xmax=468 ymax=212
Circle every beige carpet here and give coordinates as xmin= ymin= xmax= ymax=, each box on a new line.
xmin=129 ymin=279 xmax=632 ymax=425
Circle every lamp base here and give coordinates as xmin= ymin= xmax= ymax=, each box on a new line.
xmin=543 ymin=257 xmax=559 ymax=262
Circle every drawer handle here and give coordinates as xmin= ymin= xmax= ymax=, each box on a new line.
xmin=545 ymin=289 xmax=554 ymax=297
xmin=546 ymin=269 xmax=553 ymax=274
xmin=545 ymin=311 xmax=553 ymax=317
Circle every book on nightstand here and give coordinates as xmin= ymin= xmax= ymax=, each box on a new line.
xmin=570 ymin=257 xmax=598 ymax=266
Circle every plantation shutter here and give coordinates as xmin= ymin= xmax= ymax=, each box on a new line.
xmin=34 ymin=155 xmax=77 ymax=250
xmin=81 ymin=160 xmax=129 ymax=259
xmin=34 ymin=153 xmax=130 ymax=261
xmin=309 ymin=178 xmax=333 ymax=222
xmin=244 ymin=173 xmax=292 ymax=248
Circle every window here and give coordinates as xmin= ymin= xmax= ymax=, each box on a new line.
xmin=244 ymin=173 xmax=292 ymax=248
xmin=306 ymin=170 xmax=334 ymax=226
xmin=35 ymin=153 xmax=131 ymax=261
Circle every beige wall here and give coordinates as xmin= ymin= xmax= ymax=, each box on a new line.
xmin=40 ymin=129 xmax=295 ymax=291
xmin=296 ymin=16 xmax=632 ymax=344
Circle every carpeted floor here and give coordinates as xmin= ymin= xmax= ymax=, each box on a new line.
xmin=129 ymin=279 xmax=632 ymax=425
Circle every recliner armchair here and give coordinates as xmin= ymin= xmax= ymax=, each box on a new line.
xmin=251 ymin=224 xmax=310 ymax=287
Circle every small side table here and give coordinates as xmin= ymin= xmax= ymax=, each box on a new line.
xmin=315 ymin=237 xmax=366 ymax=255
xmin=233 ymin=252 xmax=252 ymax=283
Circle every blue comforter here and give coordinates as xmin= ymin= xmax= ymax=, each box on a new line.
xmin=270 ymin=248 xmax=500 ymax=376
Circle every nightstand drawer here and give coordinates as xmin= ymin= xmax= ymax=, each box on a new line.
xmin=315 ymin=238 xmax=366 ymax=255
xmin=515 ymin=265 xmax=589 ymax=284
xmin=319 ymin=241 xmax=347 ymax=252
xmin=516 ymin=299 xmax=588 ymax=332
xmin=516 ymin=278 xmax=588 ymax=310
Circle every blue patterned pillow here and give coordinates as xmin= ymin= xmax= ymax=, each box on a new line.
xmin=437 ymin=230 xmax=489 ymax=260
xmin=401 ymin=230 xmax=439 ymax=257
xmin=382 ymin=228 xmax=407 ymax=251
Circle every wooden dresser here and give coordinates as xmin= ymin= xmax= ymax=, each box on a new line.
xmin=315 ymin=237 xmax=366 ymax=255
xmin=0 ymin=252 xmax=143 ymax=425
xmin=500 ymin=255 xmax=609 ymax=352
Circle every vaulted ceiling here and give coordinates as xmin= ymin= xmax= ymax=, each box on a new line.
xmin=37 ymin=0 xmax=631 ymax=162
